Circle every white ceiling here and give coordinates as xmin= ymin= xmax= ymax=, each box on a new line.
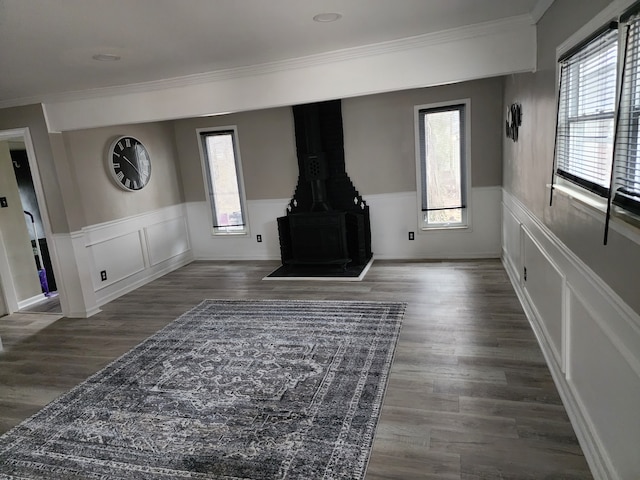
xmin=0 ymin=0 xmax=551 ymax=106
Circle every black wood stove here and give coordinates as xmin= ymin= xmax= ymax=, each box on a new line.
xmin=277 ymin=100 xmax=372 ymax=271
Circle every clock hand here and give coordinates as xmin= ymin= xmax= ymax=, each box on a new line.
xmin=121 ymin=155 xmax=141 ymax=176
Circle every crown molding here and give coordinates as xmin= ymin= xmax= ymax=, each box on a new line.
xmin=557 ymin=0 xmax=636 ymax=59
xmin=530 ymin=0 xmax=556 ymax=24
xmin=0 ymin=14 xmax=532 ymax=111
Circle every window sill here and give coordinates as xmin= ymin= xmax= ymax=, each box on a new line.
xmin=420 ymin=224 xmax=469 ymax=232
xmin=549 ymin=182 xmax=607 ymax=213
xmin=212 ymin=230 xmax=249 ymax=238
xmin=548 ymin=183 xmax=640 ymax=246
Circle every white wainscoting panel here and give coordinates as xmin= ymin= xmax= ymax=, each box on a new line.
xmin=567 ymin=287 xmax=640 ymax=480
xmin=88 ymin=231 xmax=145 ymax=290
xmin=502 ymin=189 xmax=640 ymax=480
xmin=187 ymin=187 xmax=502 ymax=261
xmin=186 ymin=199 xmax=287 ymax=261
xmin=368 ymin=187 xmax=502 ymax=259
xmin=80 ymin=204 xmax=193 ymax=307
xmin=502 ymin=203 xmax=522 ymax=282
xmin=522 ymin=229 xmax=565 ymax=366
xmin=145 ymin=217 xmax=190 ymax=267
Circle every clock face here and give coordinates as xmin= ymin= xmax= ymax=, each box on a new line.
xmin=108 ymin=136 xmax=151 ymax=191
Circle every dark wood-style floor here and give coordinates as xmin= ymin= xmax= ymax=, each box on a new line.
xmin=19 ymin=293 xmax=62 ymax=315
xmin=0 ymin=260 xmax=593 ymax=479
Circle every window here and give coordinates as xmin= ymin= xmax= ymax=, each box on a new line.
xmin=415 ymin=101 xmax=469 ymax=229
xmin=554 ymin=25 xmax=618 ymax=197
xmin=198 ymin=127 xmax=248 ymax=234
xmin=614 ymin=11 xmax=640 ymax=216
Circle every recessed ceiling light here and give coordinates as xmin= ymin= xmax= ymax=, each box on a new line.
xmin=92 ymin=53 xmax=121 ymax=62
xmin=313 ymin=12 xmax=342 ymax=23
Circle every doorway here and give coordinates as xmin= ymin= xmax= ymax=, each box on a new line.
xmin=0 ymin=128 xmax=61 ymax=316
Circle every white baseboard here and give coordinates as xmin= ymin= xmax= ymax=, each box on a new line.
xmin=373 ymin=251 xmax=500 ymax=260
xmin=17 ymin=293 xmax=46 ymax=310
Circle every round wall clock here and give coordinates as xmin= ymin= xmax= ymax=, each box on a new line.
xmin=107 ymin=136 xmax=151 ymax=191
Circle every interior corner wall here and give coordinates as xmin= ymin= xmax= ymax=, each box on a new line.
xmin=0 ymin=141 xmax=42 ymax=303
xmin=0 ymin=279 xmax=6 ymax=316
xmin=61 ymin=122 xmax=185 ymax=230
xmin=502 ymin=1 xmax=640 ymax=479
xmin=48 ymin=132 xmax=87 ymax=233
xmin=0 ymin=104 xmax=89 ymax=316
xmin=51 ymin=121 xmax=192 ymax=315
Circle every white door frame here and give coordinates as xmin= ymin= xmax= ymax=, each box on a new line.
xmin=0 ymin=127 xmax=63 ymax=314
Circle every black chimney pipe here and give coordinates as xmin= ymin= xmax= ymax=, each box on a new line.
xmin=277 ymin=99 xmax=373 ymax=268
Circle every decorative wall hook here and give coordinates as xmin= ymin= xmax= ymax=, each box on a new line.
xmin=506 ymin=103 xmax=522 ymax=142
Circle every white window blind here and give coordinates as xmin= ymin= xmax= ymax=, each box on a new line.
xmin=554 ymin=25 xmax=618 ymax=197
xmin=613 ymin=13 xmax=640 ymax=216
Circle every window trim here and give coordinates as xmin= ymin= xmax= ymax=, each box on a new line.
xmin=414 ymin=98 xmax=472 ymax=231
xmin=552 ymin=4 xmax=626 ymax=212
xmin=196 ymin=126 xmax=250 ymax=237
xmin=553 ymin=24 xmax=618 ymax=199
xmin=612 ymin=12 xmax=640 ymax=218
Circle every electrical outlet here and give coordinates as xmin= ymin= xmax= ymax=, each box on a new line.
xmin=0 ymin=197 xmax=7 ymax=208
xmin=408 ymin=231 xmax=415 ymax=241
xmin=100 ymin=270 xmax=107 ymax=281
xmin=256 ymin=234 xmax=262 ymax=243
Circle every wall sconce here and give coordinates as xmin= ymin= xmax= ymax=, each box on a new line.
xmin=506 ymin=103 xmax=522 ymax=142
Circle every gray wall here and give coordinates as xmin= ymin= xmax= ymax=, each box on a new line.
xmin=0 ymin=104 xmax=69 ymax=234
xmin=0 ymin=279 xmax=5 ymax=316
xmin=173 ymin=107 xmax=298 ymax=202
xmin=343 ymin=78 xmax=504 ymax=194
xmin=173 ymin=77 xmax=504 ymax=202
xmin=502 ymin=0 xmax=640 ymax=313
xmin=61 ymin=122 xmax=184 ymax=230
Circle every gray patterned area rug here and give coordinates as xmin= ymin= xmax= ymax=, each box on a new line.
xmin=0 ymin=299 xmax=405 ymax=480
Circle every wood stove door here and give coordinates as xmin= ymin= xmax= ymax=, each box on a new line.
xmin=288 ymin=212 xmax=350 ymax=265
